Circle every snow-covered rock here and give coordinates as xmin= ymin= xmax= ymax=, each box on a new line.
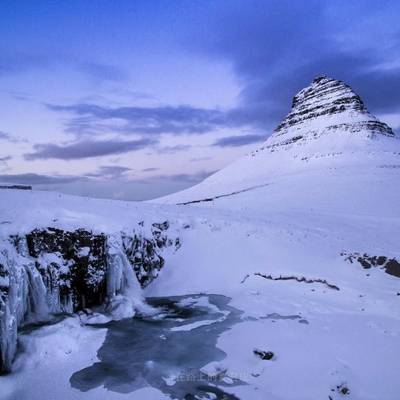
xmin=0 ymin=224 xmax=180 ymax=373
xmin=272 ymin=75 xmax=394 ymax=142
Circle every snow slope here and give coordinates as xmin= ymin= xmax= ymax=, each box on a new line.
xmin=0 ymin=76 xmax=399 ymax=400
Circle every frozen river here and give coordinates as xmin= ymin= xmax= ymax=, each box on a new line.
xmin=70 ymin=294 xmax=243 ymax=399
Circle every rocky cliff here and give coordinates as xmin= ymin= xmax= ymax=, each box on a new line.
xmin=0 ymin=222 xmax=180 ymax=373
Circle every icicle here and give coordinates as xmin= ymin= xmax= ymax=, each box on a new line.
xmin=0 ymin=244 xmax=23 ymax=372
xmin=0 ymin=248 xmax=15 ymax=373
xmin=0 ymin=238 xmax=51 ymax=372
xmin=24 ymin=262 xmax=50 ymax=323
xmin=105 ymin=234 xmax=149 ymax=320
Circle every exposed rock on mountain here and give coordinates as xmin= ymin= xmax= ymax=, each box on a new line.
xmin=277 ymin=75 xmax=393 ymax=135
xmin=260 ymin=75 xmax=394 ymax=152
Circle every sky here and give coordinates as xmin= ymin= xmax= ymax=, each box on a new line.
xmin=0 ymin=0 xmax=399 ymax=200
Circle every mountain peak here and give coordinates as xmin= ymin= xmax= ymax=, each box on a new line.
xmin=290 ymin=75 xmax=365 ymax=112
xmin=270 ymin=76 xmax=394 ymax=146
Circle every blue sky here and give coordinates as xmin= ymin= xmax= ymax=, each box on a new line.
xmin=1 ymin=0 xmax=399 ymax=200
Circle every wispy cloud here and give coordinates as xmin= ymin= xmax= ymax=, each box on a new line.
xmin=141 ymin=167 xmax=160 ymax=172
xmin=0 ymin=52 xmax=50 ymax=76
xmin=190 ymin=156 xmax=212 ymax=162
xmin=0 ymin=156 xmax=12 ymax=171
xmin=213 ymin=134 xmax=265 ymax=147
xmin=156 ymin=144 xmax=191 ymax=154
xmin=86 ymin=165 xmax=133 ymax=179
xmin=0 ymin=51 xmax=129 ymax=85
xmin=147 ymin=170 xmax=217 ymax=184
xmin=46 ymin=103 xmax=232 ymax=136
xmin=0 ymin=131 xmax=20 ymax=143
xmin=24 ymin=138 xmax=157 ymax=160
xmin=0 ymin=173 xmax=85 ymax=185
xmin=78 ymin=62 xmax=129 ymax=83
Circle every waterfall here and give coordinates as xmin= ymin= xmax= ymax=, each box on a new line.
xmin=0 ymin=222 xmax=179 ymax=373
xmin=105 ymin=234 xmax=148 ymax=320
xmin=0 ymin=243 xmax=50 ymax=372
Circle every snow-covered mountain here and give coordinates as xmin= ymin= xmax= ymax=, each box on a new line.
xmin=158 ymin=76 xmax=399 ymax=205
xmin=1 ymin=76 xmax=399 ymax=400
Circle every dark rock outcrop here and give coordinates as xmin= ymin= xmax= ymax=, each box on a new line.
xmin=254 ymin=349 xmax=274 ymax=360
xmin=341 ymin=252 xmax=400 ymax=278
xmin=123 ymin=221 xmax=179 ymax=287
xmin=27 ymin=228 xmax=107 ymax=310
xmin=242 ymin=272 xmax=340 ymax=290
xmin=329 ymin=383 xmax=351 ymax=399
xmin=0 ymin=185 xmax=32 ymax=190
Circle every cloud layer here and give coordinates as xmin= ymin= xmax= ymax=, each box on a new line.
xmin=0 ymin=173 xmax=84 ymax=185
xmin=25 ymin=138 xmax=157 ymax=160
xmin=213 ymin=134 xmax=265 ymax=147
xmin=46 ymin=103 xmax=230 ymax=136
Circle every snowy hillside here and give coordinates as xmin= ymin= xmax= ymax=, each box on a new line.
xmin=0 ymin=76 xmax=399 ymax=400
